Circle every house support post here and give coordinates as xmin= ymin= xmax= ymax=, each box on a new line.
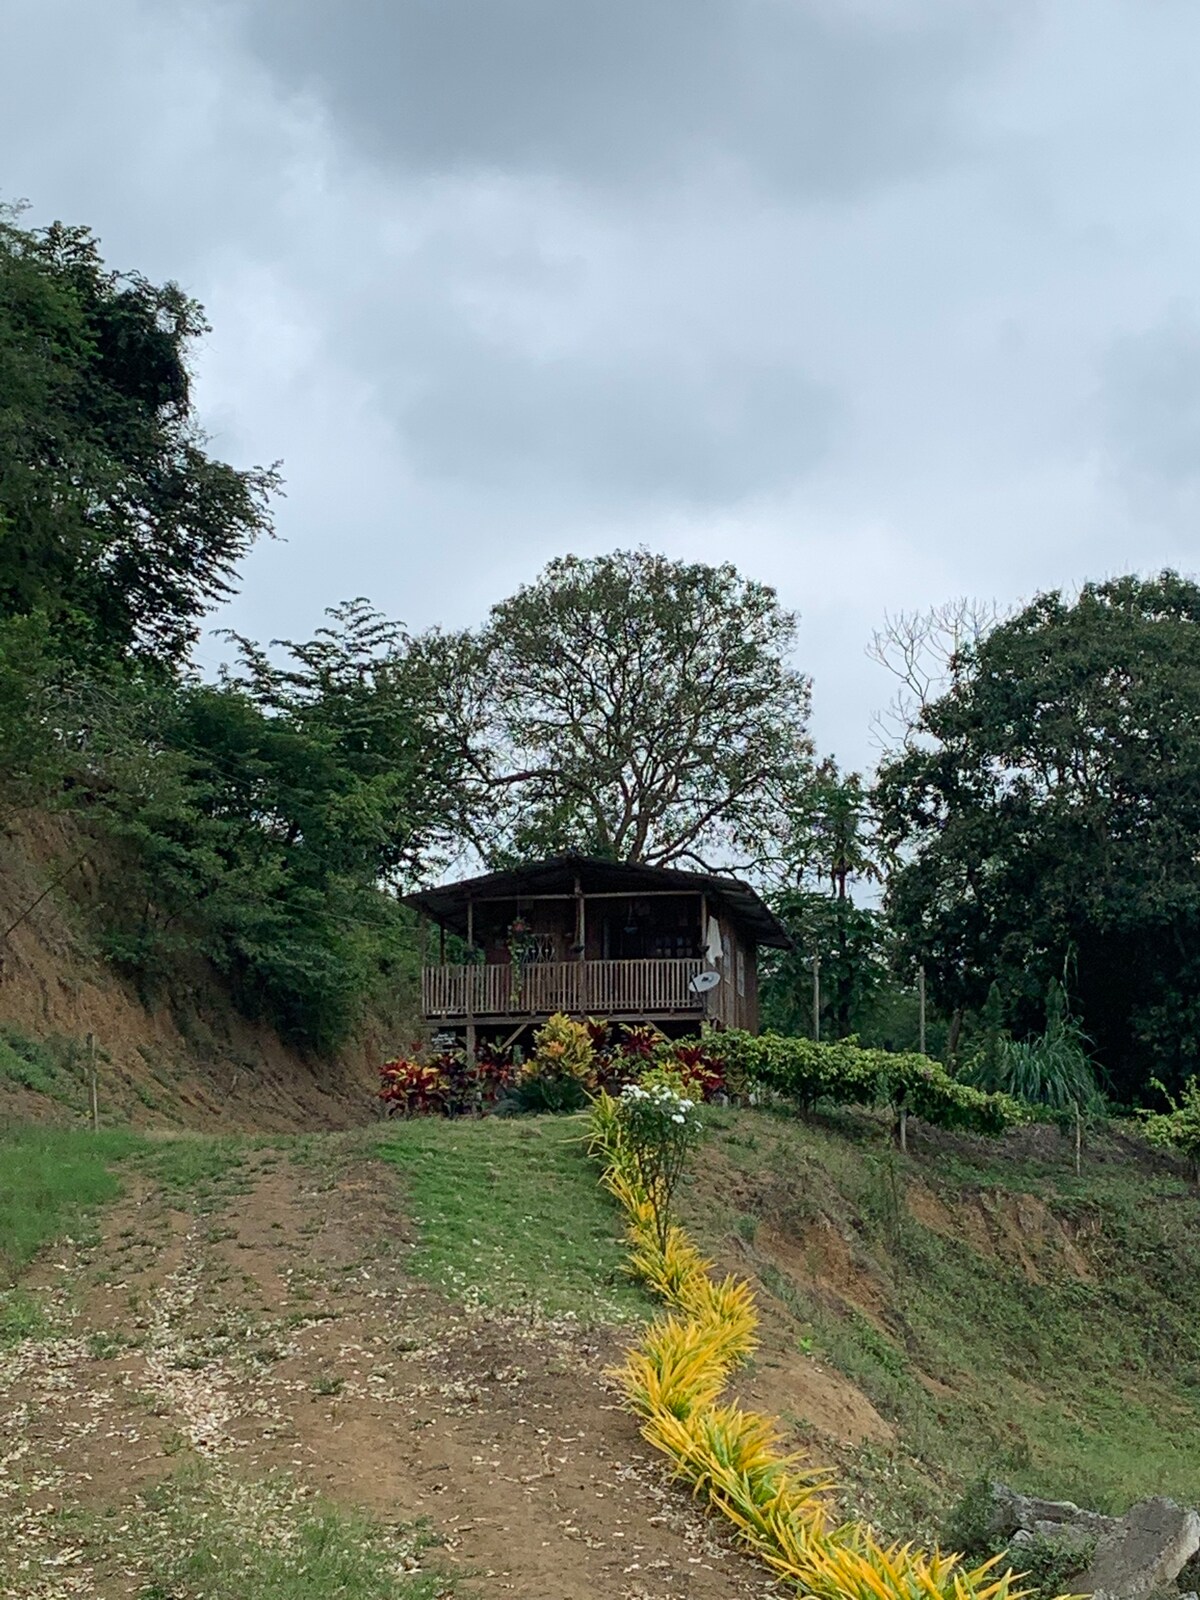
xmin=574 ymin=875 xmax=586 ymax=1012
xmin=699 ymin=893 xmax=711 ymax=1023
xmin=466 ymin=895 xmax=476 ymax=1058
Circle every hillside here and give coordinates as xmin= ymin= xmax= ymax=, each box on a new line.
xmin=3 ymin=1106 xmax=1198 ymax=1597
xmin=0 ymin=812 xmax=406 ymax=1132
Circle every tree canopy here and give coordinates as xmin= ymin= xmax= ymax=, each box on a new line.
xmin=0 ymin=206 xmax=277 ymax=664
xmin=418 ymin=548 xmax=813 ymax=871
xmin=876 ymin=572 xmax=1200 ymax=1102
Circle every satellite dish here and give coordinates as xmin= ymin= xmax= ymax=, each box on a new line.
xmin=690 ymin=970 xmax=722 ymax=994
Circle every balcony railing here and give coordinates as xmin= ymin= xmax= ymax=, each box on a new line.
xmin=421 ymin=958 xmax=705 ymax=1019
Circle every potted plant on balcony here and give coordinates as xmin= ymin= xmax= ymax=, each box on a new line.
xmin=507 ymin=915 xmax=535 ymax=1005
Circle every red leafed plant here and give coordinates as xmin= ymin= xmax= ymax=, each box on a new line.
xmin=379 ymin=1057 xmax=447 ymax=1117
xmin=670 ymin=1041 xmax=726 ymax=1101
xmin=378 ymin=1043 xmax=517 ymax=1118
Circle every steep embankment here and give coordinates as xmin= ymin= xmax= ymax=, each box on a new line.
xmin=0 ymin=812 xmax=398 ymax=1130
xmin=679 ymin=1108 xmax=1200 ymax=1545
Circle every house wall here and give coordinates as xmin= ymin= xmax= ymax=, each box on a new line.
xmin=470 ymin=893 xmax=706 ymax=965
xmin=704 ymin=914 xmax=759 ymax=1033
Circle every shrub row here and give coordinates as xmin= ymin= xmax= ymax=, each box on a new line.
xmin=702 ymin=1031 xmax=1023 ymax=1136
xmin=379 ymin=1016 xmax=727 ymax=1118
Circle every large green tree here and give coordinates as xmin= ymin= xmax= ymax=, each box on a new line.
xmin=91 ymin=603 xmax=455 ymax=1050
xmin=416 ymin=548 xmax=813 ymax=870
xmin=0 ymin=205 xmax=277 ymax=664
xmin=876 ymin=572 xmax=1200 ymax=1102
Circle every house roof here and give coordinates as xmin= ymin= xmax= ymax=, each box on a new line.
xmin=402 ymin=853 xmax=792 ymax=949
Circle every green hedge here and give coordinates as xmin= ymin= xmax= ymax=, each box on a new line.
xmin=702 ymin=1031 xmax=1023 ymax=1137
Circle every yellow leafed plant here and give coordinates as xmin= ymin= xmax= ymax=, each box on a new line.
xmin=589 ymin=1094 xmax=1077 ymax=1600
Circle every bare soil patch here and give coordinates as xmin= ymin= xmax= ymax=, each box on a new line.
xmin=1 ymin=1148 xmax=780 ymax=1599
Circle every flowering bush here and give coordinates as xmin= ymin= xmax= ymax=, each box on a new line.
xmin=612 ymin=1080 xmax=705 ymax=1248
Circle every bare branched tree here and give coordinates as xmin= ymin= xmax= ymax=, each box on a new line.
xmin=867 ymin=597 xmax=1005 ymax=754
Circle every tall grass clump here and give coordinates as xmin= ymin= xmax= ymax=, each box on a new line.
xmin=966 ymin=981 xmax=1105 ymax=1115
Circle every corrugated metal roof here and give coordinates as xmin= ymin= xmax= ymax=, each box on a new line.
xmin=402 ymin=853 xmax=792 ymax=949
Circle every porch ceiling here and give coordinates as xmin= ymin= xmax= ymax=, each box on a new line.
xmin=402 ymin=853 xmax=792 ymax=949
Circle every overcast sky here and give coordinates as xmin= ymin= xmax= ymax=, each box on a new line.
xmin=5 ymin=0 xmax=1200 ymax=770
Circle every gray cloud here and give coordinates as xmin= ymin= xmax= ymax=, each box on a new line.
xmin=7 ymin=0 xmax=1200 ymax=775
xmin=1099 ymin=314 xmax=1200 ymax=498
xmin=402 ymin=345 xmax=836 ymax=500
xmin=238 ymin=0 xmax=1024 ymax=195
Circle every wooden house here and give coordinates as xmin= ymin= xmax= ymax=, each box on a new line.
xmin=404 ymin=854 xmax=790 ymax=1049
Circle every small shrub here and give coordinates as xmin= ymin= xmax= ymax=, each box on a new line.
xmin=1140 ymin=1077 xmax=1200 ymax=1178
xmin=943 ymin=1475 xmax=1000 ymax=1557
xmin=612 ymin=1080 xmax=705 ymax=1247
xmin=378 ymin=1044 xmax=514 ymax=1118
xmin=514 ymin=1012 xmax=596 ymax=1111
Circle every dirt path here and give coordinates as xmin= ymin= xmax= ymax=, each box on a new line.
xmin=0 ymin=1147 xmax=779 ymax=1599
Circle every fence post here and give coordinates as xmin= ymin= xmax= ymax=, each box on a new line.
xmin=917 ymin=965 xmax=926 ymax=1056
xmin=88 ymin=1032 xmax=99 ymax=1132
xmin=811 ymin=954 xmax=821 ymax=1042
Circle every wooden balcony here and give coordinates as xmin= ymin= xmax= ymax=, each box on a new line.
xmin=421 ymin=958 xmax=706 ymax=1021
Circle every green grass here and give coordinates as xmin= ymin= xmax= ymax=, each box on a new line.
xmin=132 ymin=1467 xmax=452 ymax=1600
xmin=0 ymin=1024 xmax=90 ymax=1104
xmin=0 ymin=1125 xmax=256 ymax=1337
xmin=682 ymin=1107 xmax=1200 ymax=1535
xmin=0 ymin=1464 xmax=454 ymax=1600
xmin=131 ymin=1134 xmax=249 ymax=1208
xmin=0 ymin=1286 xmax=50 ymax=1344
xmin=0 ymin=1124 xmax=144 ymax=1283
xmin=374 ymin=1113 xmax=649 ymax=1324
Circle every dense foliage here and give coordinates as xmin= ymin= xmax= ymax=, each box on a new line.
xmin=877 ymin=573 xmax=1200 ymax=1103
xmin=378 ymin=1016 xmax=728 ymax=1119
xmin=414 ymin=548 xmax=813 ymax=869
xmin=0 ymin=210 xmax=432 ymax=1051
xmin=0 ymin=206 xmax=276 ymax=665
xmin=709 ymin=1030 xmax=1022 ymax=1136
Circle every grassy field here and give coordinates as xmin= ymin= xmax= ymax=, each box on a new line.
xmin=6 ymin=1101 xmax=1200 ymax=1559
xmin=0 ymin=1123 xmax=142 ymax=1282
xmin=105 ymin=1465 xmax=450 ymax=1600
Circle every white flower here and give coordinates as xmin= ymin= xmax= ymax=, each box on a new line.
xmin=671 ymin=1113 xmax=685 ymax=1124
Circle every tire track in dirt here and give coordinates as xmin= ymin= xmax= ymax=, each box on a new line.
xmin=2 ymin=1146 xmax=780 ymax=1599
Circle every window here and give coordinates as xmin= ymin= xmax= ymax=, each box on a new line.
xmin=736 ymin=948 xmax=746 ymax=998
